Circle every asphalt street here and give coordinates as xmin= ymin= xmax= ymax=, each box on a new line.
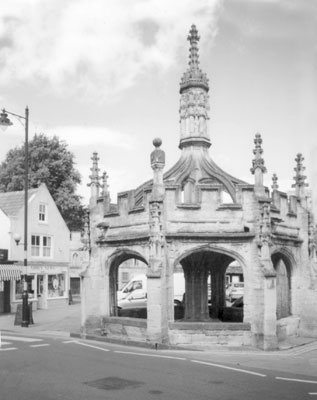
xmin=1 ymin=332 xmax=317 ymax=400
xmin=1 ymin=300 xmax=317 ymax=399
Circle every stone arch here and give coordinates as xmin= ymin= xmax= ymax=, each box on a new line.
xmin=174 ymin=244 xmax=247 ymax=273
xmin=271 ymin=248 xmax=294 ymax=319
xmin=174 ymin=245 xmax=247 ymax=321
xmin=107 ymin=249 xmax=149 ymax=317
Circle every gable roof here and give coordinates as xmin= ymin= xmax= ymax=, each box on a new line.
xmin=0 ymin=188 xmax=38 ymax=217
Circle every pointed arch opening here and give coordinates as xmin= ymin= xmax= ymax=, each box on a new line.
xmin=271 ymin=251 xmax=293 ymax=319
xmin=175 ymin=247 xmax=244 ymax=322
xmin=108 ymin=250 xmax=148 ymax=318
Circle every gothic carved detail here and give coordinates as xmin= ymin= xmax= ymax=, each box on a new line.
xmin=149 ymin=201 xmax=165 ymax=272
xmin=179 ymin=89 xmax=210 ymax=138
xmin=250 ymin=133 xmax=267 ymax=174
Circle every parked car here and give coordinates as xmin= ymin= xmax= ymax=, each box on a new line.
xmin=227 ymin=282 xmax=244 ymax=302
xmin=117 ymin=273 xmax=185 ymax=302
xmin=117 ymin=289 xmax=184 ymax=320
xmin=222 ymin=296 xmax=244 ymax=322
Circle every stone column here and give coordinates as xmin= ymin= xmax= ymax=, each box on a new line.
xmin=147 ymin=138 xmax=166 ymax=343
xmin=263 ymin=272 xmax=278 ymax=350
xmin=146 ymin=271 xmax=165 ymax=343
xmin=184 ymin=266 xmax=209 ymax=320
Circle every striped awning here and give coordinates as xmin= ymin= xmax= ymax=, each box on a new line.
xmin=0 ymin=264 xmax=22 ymax=281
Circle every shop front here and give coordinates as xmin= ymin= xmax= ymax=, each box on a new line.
xmin=0 ymin=264 xmax=22 ymax=314
xmin=12 ymin=264 xmax=69 ymax=311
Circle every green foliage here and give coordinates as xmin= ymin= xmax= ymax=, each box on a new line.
xmin=0 ymin=133 xmax=85 ymax=231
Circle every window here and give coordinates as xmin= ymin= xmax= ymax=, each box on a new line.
xmin=31 ymin=235 xmax=52 ymax=258
xmin=121 ymin=272 xmax=130 ymax=284
xmin=43 ymin=236 xmax=51 ymax=257
xmin=15 ymin=277 xmax=34 ymax=300
xmin=48 ymin=274 xmax=65 ymax=297
xmin=39 ymin=203 xmax=47 ymax=222
xmin=31 ymin=235 xmax=40 ymax=256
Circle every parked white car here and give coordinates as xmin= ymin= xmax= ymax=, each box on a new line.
xmin=117 ymin=273 xmax=185 ymax=302
xmin=226 ymin=282 xmax=244 ymax=302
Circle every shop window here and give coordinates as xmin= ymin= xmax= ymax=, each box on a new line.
xmin=39 ymin=203 xmax=47 ymax=222
xmin=15 ymin=277 xmax=34 ymax=300
xmin=31 ymin=235 xmax=52 ymax=258
xmin=48 ymin=274 xmax=65 ymax=297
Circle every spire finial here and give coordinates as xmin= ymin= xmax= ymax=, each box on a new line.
xmin=292 ymin=153 xmax=308 ymax=197
xmin=87 ymin=152 xmax=101 ymax=200
xmin=101 ymin=171 xmax=109 ymax=196
xmin=250 ymin=133 xmax=267 ymax=174
xmin=188 ymin=24 xmax=200 ymax=71
xmin=271 ymin=173 xmax=279 ymax=191
xmin=88 ymin=152 xmax=100 ymax=186
xmin=180 ymin=25 xmax=209 ymax=93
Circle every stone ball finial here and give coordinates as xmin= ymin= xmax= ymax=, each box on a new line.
xmin=153 ymin=138 xmax=162 ymax=148
xmin=151 ymin=138 xmax=165 ymax=168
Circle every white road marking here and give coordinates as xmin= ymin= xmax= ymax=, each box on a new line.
xmin=63 ymin=340 xmax=77 ymax=344
xmin=114 ymin=350 xmax=187 ymax=360
xmin=0 ymin=347 xmax=17 ymax=351
xmin=30 ymin=344 xmax=50 ymax=348
xmin=308 ymin=393 xmax=317 ymax=396
xmin=276 ymin=377 xmax=317 ymax=384
xmin=1 ymin=335 xmax=42 ymax=343
xmin=191 ymin=360 xmax=267 ymax=377
xmin=71 ymin=341 xmax=110 ymax=352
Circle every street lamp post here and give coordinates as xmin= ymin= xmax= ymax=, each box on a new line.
xmin=0 ymin=107 xmax=29 ymax=327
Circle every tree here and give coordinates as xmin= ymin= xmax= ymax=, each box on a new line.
xmin=0 ymin=133 xmax=85 ymax=231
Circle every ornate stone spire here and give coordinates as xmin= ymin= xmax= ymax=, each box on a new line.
xmin=180 ymin=25 xmax=209 ymax=93
xmin=292 ymin=153 xmax=308 ymax=197
xmin=179 ymin=25 xmax=210 ymax=150
xmin=87 ymin=152 xmax=101 ymax=200
xmin=101 ymin=171 xmax=111 ymax=212
xmin=271 ymin=173 xmax=279 ymax=191
xmin=271 ymin=173 xmax=280 ymax=209
xmin=250 ymin=133 xmax=266 ymax=175
xmin=250 ymin=133 xmax=267 ymax=196
xmin=101 ymin=171 xmax=109 ymax=196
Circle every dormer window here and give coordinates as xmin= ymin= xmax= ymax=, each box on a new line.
xmin=39 ymin=203 xmax=47 ymax=222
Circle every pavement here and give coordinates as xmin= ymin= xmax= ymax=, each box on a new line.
xmin=0 ymin=296 xmax=82 ymax=337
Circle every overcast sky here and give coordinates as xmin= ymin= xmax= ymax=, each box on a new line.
xmin=0 ymin=0 xmax=316 ymax=211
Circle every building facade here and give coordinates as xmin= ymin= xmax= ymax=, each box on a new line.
xmin=70 ymin=231 xmax=89 ymax=296
xmin=81 ymin=25 xmax=317 ymax=350
xmin=0 ymin=183 xmax=70 ymax=312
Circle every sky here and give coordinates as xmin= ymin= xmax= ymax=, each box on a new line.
xmin=0 ymin=0 xmax=316 ymax=211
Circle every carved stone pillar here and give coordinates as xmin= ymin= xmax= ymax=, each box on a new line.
xmin=209 ymin=267 xmax=226 ymax=319
xmin=184 ymin=265 xmax=209 ymax=321
xmin=263 ymin=272 xmax=278 ymax=350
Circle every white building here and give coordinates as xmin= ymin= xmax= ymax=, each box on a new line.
xmin=0 ymin=183 xmax=70 ymax=313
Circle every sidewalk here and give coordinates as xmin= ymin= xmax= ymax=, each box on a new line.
xmin=0 ymin=297 xmax=81 ymax=337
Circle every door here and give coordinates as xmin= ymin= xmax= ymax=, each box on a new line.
xmin=37 ymin=275 xmax=46 ymax=309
